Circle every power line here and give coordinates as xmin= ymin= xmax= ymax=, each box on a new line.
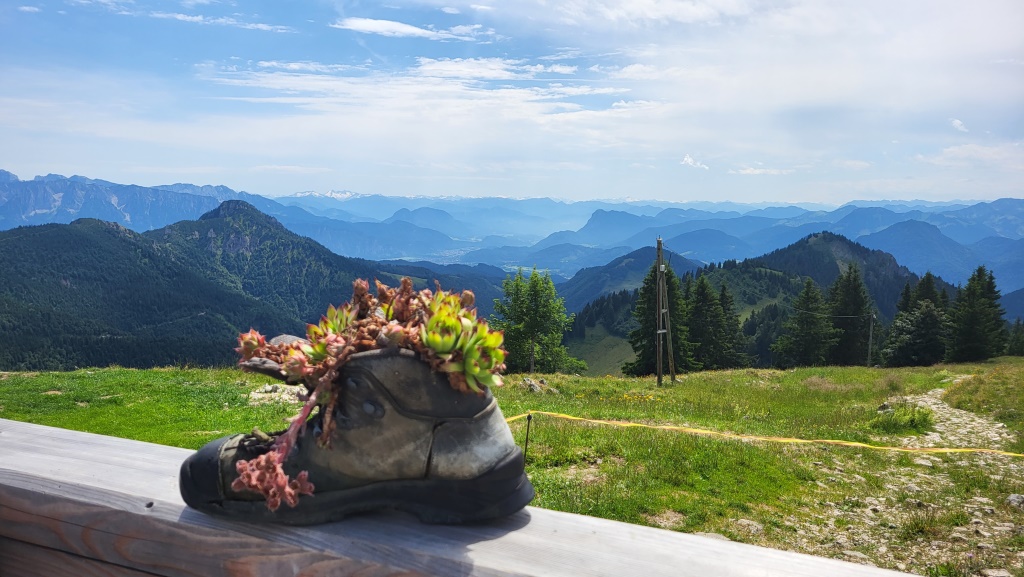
xmin=777 ymin=300 xmax=874 ymax=319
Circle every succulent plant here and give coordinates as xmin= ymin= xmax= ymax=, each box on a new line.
xmin=231 ymin=277 xmax=506 ymax=510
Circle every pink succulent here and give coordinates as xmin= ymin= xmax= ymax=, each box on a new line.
xmin=235 ymin=329 xmax=266 ymax=360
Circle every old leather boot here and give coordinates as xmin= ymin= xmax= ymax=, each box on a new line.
xmin=179 ymin=347 xmax=534 ymax=525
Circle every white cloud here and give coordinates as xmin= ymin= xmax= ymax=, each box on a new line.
xmin=330 ymin=17 xmax=486 ymax=41
xmin=256 ymin=61 xmax=359 ymax=73
xmin=18 ymin=6 xmax=41 ymax=12
xmin=250 ymin=165 xmax=334 ymax=174
xmin=835 ymin=160 xmax=871 ymax=170
xmin=680 ymin=154 xmax=709 ymax=169
xmin=607 ymin=64 xmax=661 ymax=80
xmin=729 ymin=167 xmax=794 ymax=175
xmin=539 ymin=50 xmax=584 ymax=61
xmin=7 ymin=2 xmax=1024 ymax=203
xmin=533 ymin=0 xmax=752 ymax=26
xmin=917 ymin=143 xmax=1024 ymax=171
xmin=413 ymin=58 xmax=577 ymax=80
xmin=150 ymin=12 xmax=293 ymax=32
xmin=546 ymin=64 xmax=578 ymax=75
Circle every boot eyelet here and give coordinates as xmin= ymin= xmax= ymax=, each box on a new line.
xmin=362 ymin=400 xmax=385 ymax=418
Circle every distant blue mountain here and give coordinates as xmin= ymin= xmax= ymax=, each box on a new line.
xmin=857 ymin=220 xmax=976 ymax=285
xmin=3 ymin=169 xmax=1023 ymax=293
xmin=557 ymin=247 xmax=702 ymax=313
xmin=663 ymin=229 xmax=755 ymax=263
xmin=1002 ymin=287 xmax=1024 ymax=322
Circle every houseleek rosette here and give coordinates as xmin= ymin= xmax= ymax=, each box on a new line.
xmin=231 ymin=277 xmax=506 ymax=510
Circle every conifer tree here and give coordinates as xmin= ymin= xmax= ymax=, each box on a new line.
xmin=883 ymin=300 xmax=946 ymax=367
xmin=827 ymin=264 xmax=874 ymax=366
xmin=743 ymin=303 xmax=787 ymax=368
xmin=981 ymin=268 xmax=1009 ymax=354
xmin=897 ymin=282 xmax=913 ymax=313
xmin=719 ymin=283 xmax=748 ymax=368
xmin=772 ymin=279 xmax=837 ymax=367
xmin=946 ymin=266 xmax=1007 ymax=362
xmin=623 ymin=262 xmax=694 ymax=376
xmin=914 ymin=272 xmax=941 ymax=307
xmin=686 ymin=275 xmax=729 ymax=370
xmin=1007 ymin=319 xmax=1024 ymax=356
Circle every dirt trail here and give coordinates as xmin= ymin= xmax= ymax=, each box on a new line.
xmin=785 ymin=382 xmax=1024 ymax=575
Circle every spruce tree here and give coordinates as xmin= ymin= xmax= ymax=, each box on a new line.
xmin=623 ymin=262 xmax=694 ymax=376
xmin=946 ymin=266 xmax=1007 ymax=362
xmin=883 ymin=300 xmax=947 ymax=367
xmin=686 ymin=275 xmax=729 ymax=370
xmin=718 ymin=283 xmax=748 ymax=368
xmin=982 ymin=268 xmax=1009 ymax=354
xmin=897 ymin=282 xmax=914 ymax=313
xmin=772 ymin=279 xmax=838 ymax=367
xmin=1007 ymin=319 xmax=1024 ymax=356
xmin=828 ymin=264 xmax=873 ymax=366
xmin=914 ymin=272 xmax=941 ymax=307
xmin=743 ymin=303 xmax=787 ymax=368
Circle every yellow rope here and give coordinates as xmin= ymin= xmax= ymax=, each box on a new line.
xmin=505 ymin=410 xmax=1024 ymax=458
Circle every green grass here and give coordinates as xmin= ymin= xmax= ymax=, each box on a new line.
xmin=868 ymin=402 xmax=935 ymax=434
xmin=564 ymin=324 xmax=634 ymax=377
xmin=0 ymin=367 xmax=298 ymax=449
xmin=3 ymin=358 xmax=1024 ymax=574
xmin=943 ymin=356 xmax=1024 ymax=454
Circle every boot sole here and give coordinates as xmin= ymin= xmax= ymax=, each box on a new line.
xmin=185 ymin=447 xmax=534 ymax=526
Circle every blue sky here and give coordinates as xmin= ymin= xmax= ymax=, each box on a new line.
xmin=1 ymin=1 xmax=1022 ymax=204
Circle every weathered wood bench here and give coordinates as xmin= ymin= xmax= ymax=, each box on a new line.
xmin=0 ymin=418 xmax=909 ymax=576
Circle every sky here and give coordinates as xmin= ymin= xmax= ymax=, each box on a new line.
xmin=1 ymin=1 xmax=1022 ymax=205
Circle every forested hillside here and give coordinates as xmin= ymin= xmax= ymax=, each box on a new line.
xmin=0 ymin=219 xmax=299 ymax=369
xmin=567 ymin=233 xmax=966 ymax=373
xmin=750 ymin=232 xmax=955 ymax=321
xmin=0 ymin=202 xmax=504 ymax=370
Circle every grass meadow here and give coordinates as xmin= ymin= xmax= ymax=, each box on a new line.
xmin=2 ymin=357 xmax=1023 ymax=575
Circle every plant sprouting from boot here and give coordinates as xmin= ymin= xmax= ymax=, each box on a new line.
xmin=230 ymin=277 xmax=505 ymax=510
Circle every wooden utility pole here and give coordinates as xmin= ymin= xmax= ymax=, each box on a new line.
xmin=655 ymin=238 xmax=676 ymax=386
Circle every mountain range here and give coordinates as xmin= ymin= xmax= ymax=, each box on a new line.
xmin=0 ymin=194 xmax=1019 ymax=372
xmin=1 ymin=169 xmax=1022 ymax=369
xmin=3 ymin=170 xmax=1020 ymax=294
xmin=0 ymin=201 xmax=504 ymax=370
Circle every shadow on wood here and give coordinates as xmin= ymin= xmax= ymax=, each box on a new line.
xmin=0 ymin=418 xmax=909 ymax=576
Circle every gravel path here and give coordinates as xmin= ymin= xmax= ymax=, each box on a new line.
xmin=781 ymin=380 xmax=1024 ymax=575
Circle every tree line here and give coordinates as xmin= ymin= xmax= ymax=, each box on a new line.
xmin=494 ymin=262 xmax=1019 ymax=376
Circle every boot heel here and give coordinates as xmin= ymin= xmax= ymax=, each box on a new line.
xmin=411 ymin=448 xmax=534 ymax=524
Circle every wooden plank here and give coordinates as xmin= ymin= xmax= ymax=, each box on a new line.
xmin=0 ymin=536 xmax=160 ymax=577
xmin=0 ymin=418 xmax=909 ymax=576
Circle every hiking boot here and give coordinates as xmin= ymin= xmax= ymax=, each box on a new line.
xmin=179 ymin=347 xmax=534 ymax=525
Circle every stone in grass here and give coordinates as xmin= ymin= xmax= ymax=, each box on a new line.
xmin=842 ymin=551 xmax=874 ymax=565
xmin=520 ymin=377 xmax=560 ymax=395
xmin=980 ymin=569 xmax=1012 ymax=577
xmin=734 ymin=519 xmax=763 ymax=534
xmin=1007 ymin=494 xmax=1024 ymax=510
